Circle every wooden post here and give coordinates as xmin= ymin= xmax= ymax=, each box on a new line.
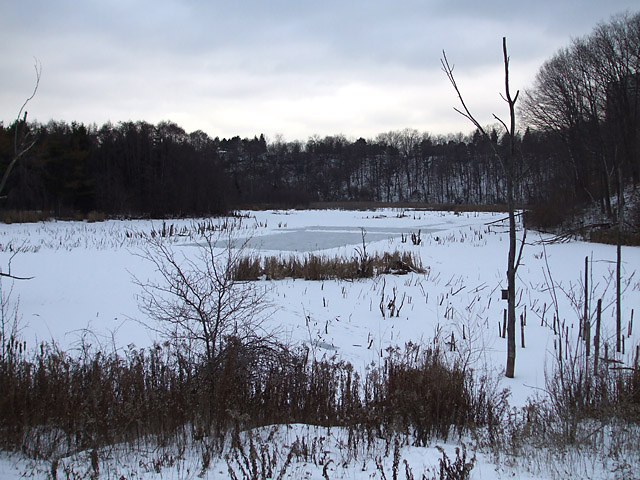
xmin=585 ymin=312 xmax=591 ymax=358
xmin=558 ymin=336 xmax=562 ymax=364
xmin=594 ymin=299 xmax=602 ymax=375
xmin=520 ymin=314 xmax=525 ymax=348
xmin=583 ymin=256 xmax=588 ymax=340
xmin=502 ymin=309 xmax=507 ymax=339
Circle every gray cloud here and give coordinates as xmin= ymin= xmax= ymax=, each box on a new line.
xmin=1 ymin=1 xmax=638 ymax=140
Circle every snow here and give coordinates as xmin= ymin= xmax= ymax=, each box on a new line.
xmin=1 ymin=208 xmax=638 ymax=479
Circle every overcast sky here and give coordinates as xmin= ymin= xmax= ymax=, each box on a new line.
xmin=1 ymin=1 xmax=638 ymax=142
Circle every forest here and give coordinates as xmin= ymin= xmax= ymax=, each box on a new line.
xmin=1 ymin=13 xmax=639 ymax=233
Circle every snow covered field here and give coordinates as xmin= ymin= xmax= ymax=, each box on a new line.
xmin=1 ymin=208 xmax=639 ymax=479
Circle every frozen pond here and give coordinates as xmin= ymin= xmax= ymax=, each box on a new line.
xmin=245 ymin=225 xmax=445 ymax=252
xmin=3 ymin=208 xmax=639 ymax=412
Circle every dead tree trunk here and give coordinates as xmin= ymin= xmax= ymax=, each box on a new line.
xmin=442 ymin=37 xmax=522 ymax=378
xmin=503 ymin=36 xmax=519 ymax=378
xmin=616 ymin=166 xmax=623 ymax=353
xmin=0 ymin=60 xmax=41 ymax=198
xmin=0 ymin=60 xmax=41 ymax=282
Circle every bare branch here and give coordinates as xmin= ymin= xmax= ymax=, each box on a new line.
xmin=514 ymin=228 xmax=527 ymax=274
xmin=441 ymin=51 xmax=487 ymax=136
xmin=0 ymin=272 xmax=34 ymax=281
xmin=0 ymin=59 xmax=42 ymax=197
xmin=493 ymin=114 xmax=510 ymax=136
xmin=134 ymin=225 xmax=279 ymax=371
xmin=442 ymin=50 xmax=508 ymax=172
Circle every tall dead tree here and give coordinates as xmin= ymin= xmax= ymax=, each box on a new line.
xmin=0 ymin=59 xmax=42 ymax=198
xmin=616 ymin=166 xmax=623 ymax=352
xmin=442 ymin=37 xmax=524 ymax=378
xmin=0 ymin=60 xmax=41 ymax=281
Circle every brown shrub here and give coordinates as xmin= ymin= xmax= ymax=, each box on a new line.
xmin=233 ymin=251 xmax=424 ymax=281
xmin=0 ymin=210 xmax=51 ymax=224
xmin=0 ymin=337 xmax=498 ymax=459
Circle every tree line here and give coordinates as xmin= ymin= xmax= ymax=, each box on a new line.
xmin=0 ymin=119 xmax=564 ymax=217
xmin=0 ymin=120 xmax=229 ymax=217
xmin=523 ymin=12 xmax=640 ymax=220
xmin=0 ymin=12 xmax=637 ymax=224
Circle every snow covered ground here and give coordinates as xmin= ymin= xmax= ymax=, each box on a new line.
xmin=1 ymin=208 xmax=639 ymax=479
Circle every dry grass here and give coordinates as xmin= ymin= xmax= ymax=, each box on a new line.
xmin=234 ymin=251 xmax=425 ymax=281
xmin=0 ymin=209 xmax=51 ymax=224
xmin=0 ymin=336 xmax=497 ymax=460
xmin=587 ymin=228 xmax=640 ymax=246
xmin=307 ymin=201 xmax=511 ymax=213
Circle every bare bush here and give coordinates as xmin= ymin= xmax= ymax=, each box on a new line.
xmin=135 ymin=229 xmax=280 ymax=377
xmin=0 ymin=276 xmax=21 ymax=365
xmin=364 ymin=341 xmax=504 ymax=446
xmin=429 ymin=444 xmax=475 ymax=480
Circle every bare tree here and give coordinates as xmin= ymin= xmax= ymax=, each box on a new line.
xmin=522 ymin=12 xmax=640 ymax=212
xmin=0 ymin=61 xmax=41 ymax=281
xmin=135 ymin=227 xmax=279 ymax=376
xmin=442 ymin=37 xmax=525 ymax=378
xmin=1 ymin=59 xmax=42 ymax=198
xmin=521 ymin=14 xmax=640 ymax=354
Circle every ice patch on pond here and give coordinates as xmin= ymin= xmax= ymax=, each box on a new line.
xmin=244 ymin=225 xmax=445 ymax=252
xmin=310 ymin=339 xmax=339 ymax=351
